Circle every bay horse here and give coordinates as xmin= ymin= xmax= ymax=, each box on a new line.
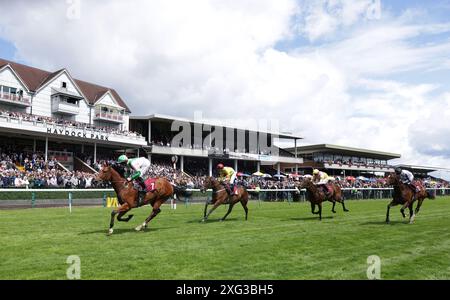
xmin=299 ymin=179 xmax=349 ymax=220
xmin=95 ymin=163 xmax=183 ymax=235
xmin=385 ymin=173 xmax=435 ymax=224
xmin=200 ymin=177 xmax=249 ymax=222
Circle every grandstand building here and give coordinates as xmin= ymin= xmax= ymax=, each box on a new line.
xmin=3 ymin=58 xmax=423 ymax=179
xmin=283 ymin=144 xmax=401 ymax=177
xmin=0 ymin=58 xmax=146 ymax=171
xmin=129 ymin=114 xmax=304 ymax=176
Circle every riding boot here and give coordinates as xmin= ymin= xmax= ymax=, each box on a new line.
xmin=410 ymin=183 xmax=417 ymax=201
xmin=138 ymin=177 xmax=146 ymax=191
xmin=226 ymin=183 xmax=232 ymax=195
xmin=136 ymin=178 xmax=146 ymax=206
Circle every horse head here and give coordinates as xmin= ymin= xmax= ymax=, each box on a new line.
xmin=96 ymin=162 xmax=113 ymax=182
xmin=386 ymin=173 xmax=399 ymax=186
xmin=200 ymin=176 xmax=216 ymax=193
xmin=299 ymin=178 xmax=314 ymax=190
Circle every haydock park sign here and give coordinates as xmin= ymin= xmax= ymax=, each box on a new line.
xmin=47 ymin=127 xmax=109 ymax=141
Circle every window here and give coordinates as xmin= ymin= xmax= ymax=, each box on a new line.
xmin=62 ymin=82 xmax=67 ymax=88
xmin=66 ymin=98 xmax=77 ymax=104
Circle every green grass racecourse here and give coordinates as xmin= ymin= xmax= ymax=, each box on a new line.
xmin=1 ymin=198 xmax=450 ymax=280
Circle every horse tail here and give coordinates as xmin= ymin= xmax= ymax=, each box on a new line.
xmin=426 ymin=189 xmax=436 ymax=200
xmin=172 ymin=184 xmax=190 ymax=202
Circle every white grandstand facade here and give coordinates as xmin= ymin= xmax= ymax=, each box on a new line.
xmin=0 ymin=58 xmax=304 ymax=175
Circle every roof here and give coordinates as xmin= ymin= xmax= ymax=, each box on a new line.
xmin=0 ymin=58 xmax=130 ymax=112
xmin=284 ymin=144 xmax=401 ymax=160
xmin=130 ymin=113 xmax=303 ymax=140
xmin=394 ymin=164 xmax=449 ymax=174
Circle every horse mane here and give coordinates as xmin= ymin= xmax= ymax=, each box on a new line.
xmin=111 ymin=163 xmax=126 ymax=178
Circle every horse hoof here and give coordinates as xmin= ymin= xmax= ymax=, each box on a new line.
xmin=107 ymin=229 xmax=113 ymax=235
xmin=344 ymin=209 xmax=349 ymax=212
xmin=332 ymin=210 xmax=336 ymax=214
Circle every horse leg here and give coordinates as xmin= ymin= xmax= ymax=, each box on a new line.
xmin=415 ymin=198 xmax=424 ymax=215
xmin=240 ymin=197 xmax=249 ymax=221
xmin=135 ymin=200 xmax=162 ymax=231
xmin=400 ymin=201 xmax=409 ymax=219
xmin=117 ymin=211 xmax=134 ymax=222
xmin=318 ymin=202 xmax=322 ymax=221
xmin=221 ymin=202 xmax=235 ymax=221
xmin=108 ymin=203 xmax=130 ymax=235
xmin=330 ymin=200 xmax=336 ymax=213
xmin=203 ymin=200 xmax=210 ymax=219
xmin=202 ymin=201 xmax=222 ymax=222
xmin=408 ymin=203 xmax=415 ymax=224
xmin=311 ymin=202 xmax=317 ymax=214
xmin=386 ymin=200 xmax=395 ymax=224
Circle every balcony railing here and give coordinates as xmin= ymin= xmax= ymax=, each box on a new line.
xmin=0 ymin=92 xmax=31 ymax=106
xmin=94 ymin=111 xmax=124 ymax=123
xmin=51 ymin=99 xmax=79 ymax=115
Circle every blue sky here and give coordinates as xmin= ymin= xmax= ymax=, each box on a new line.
xmin=1 ymin=0 xmax=450 ymax=179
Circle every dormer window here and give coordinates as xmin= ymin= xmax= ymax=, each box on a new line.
xmin=62 ymin=82 xmax=67 ymax=89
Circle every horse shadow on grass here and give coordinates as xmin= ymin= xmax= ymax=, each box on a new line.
xmin=186 ymin=217 xmax=240 ymax=224
xmin=359 ymin=220 xmax=409 ymax=226
xmin=286 ymin=216 xmax=334 ymax=221
xmin=79 ymin=226 xmax=174 ymax=236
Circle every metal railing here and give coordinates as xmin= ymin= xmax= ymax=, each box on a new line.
xmin=0 ymin=92 xmax=31 ymax=104
xmin=1 ymin=187 xmax=449 ymax=209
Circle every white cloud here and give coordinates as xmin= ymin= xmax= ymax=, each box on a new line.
xmin=1 ymin=0 xmax=450 ymax=174
xmin=297 ymin=0 xmax=380 ymax=41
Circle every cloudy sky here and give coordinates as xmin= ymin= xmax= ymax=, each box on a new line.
xmin=1 ymin=0 xmax=450 ymax=178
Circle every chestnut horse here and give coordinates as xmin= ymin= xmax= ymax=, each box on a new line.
xmin=200 ymin=177 xmax=249 ymax=222
xmin=299 ymin=179 xmax=349 ymax=220
xmin=385 ymin=173 xmax=435 ymax=224
xmin=96 ymin=163 xmax=182 ymax=235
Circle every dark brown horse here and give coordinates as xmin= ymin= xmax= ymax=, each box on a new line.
xmin=385 ymin=173 xmax=435 ymax=224
xmin=299 ymin=179 xmax=349 ymax=220
xmin=96 ymin=163 xmax=182 ymax=235
xmin=200 ymin=177 xmax=249 ymax=222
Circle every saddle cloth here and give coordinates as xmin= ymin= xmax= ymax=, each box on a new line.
xmin=144 ymin=178 xmax=157 ymax=192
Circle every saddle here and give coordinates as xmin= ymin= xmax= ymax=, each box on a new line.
xmin=320 ymin=184 xmax=333 ymax=197
xmin=144 ymin=178 xmax=157 ymax=192
xmin=221 ymin=182 xmax=238 ymax=196
xmin=133 ymin=178 xmax=157 ymax=192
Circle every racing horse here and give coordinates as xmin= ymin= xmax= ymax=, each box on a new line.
xmin=298 ymin=178 xmax=349 ymax=220
xmin=200 ymin=176 xmax=249 ymax=222
xmin=95 ymin=163 xmax=183 ymax=235
xmin=385 ymin=173 xmax=435 ymax=224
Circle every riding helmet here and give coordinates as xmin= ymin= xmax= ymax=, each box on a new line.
xmin=117 ymin=154 xmax=128 ymax=164
xmin=217 ymin=163 xmax=224 ymax=169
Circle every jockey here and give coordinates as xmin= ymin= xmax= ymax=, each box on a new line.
xmin=217 ymin=163 xmax=238 ymax=195
xmin=117 ymin=154 xmax=151 ymax=205
xmin=395 ymin=167 xmax=419 ymax=197
xmin=312 ymin=169 xmax=332 ymax=197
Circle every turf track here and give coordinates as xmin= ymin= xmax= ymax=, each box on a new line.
xmin=1 ymin=197 xmax=449 ymax=279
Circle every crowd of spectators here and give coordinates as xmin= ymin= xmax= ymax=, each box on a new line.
xmin=321 ymin=158 xmax=391 ymax=169
xmin=1 ymin=144 xmax=449 ymax=190
xmin=0 ymin=147 xmax=106 ymax=188
xmin=0 ymin=109 xmax=143 ymax=138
